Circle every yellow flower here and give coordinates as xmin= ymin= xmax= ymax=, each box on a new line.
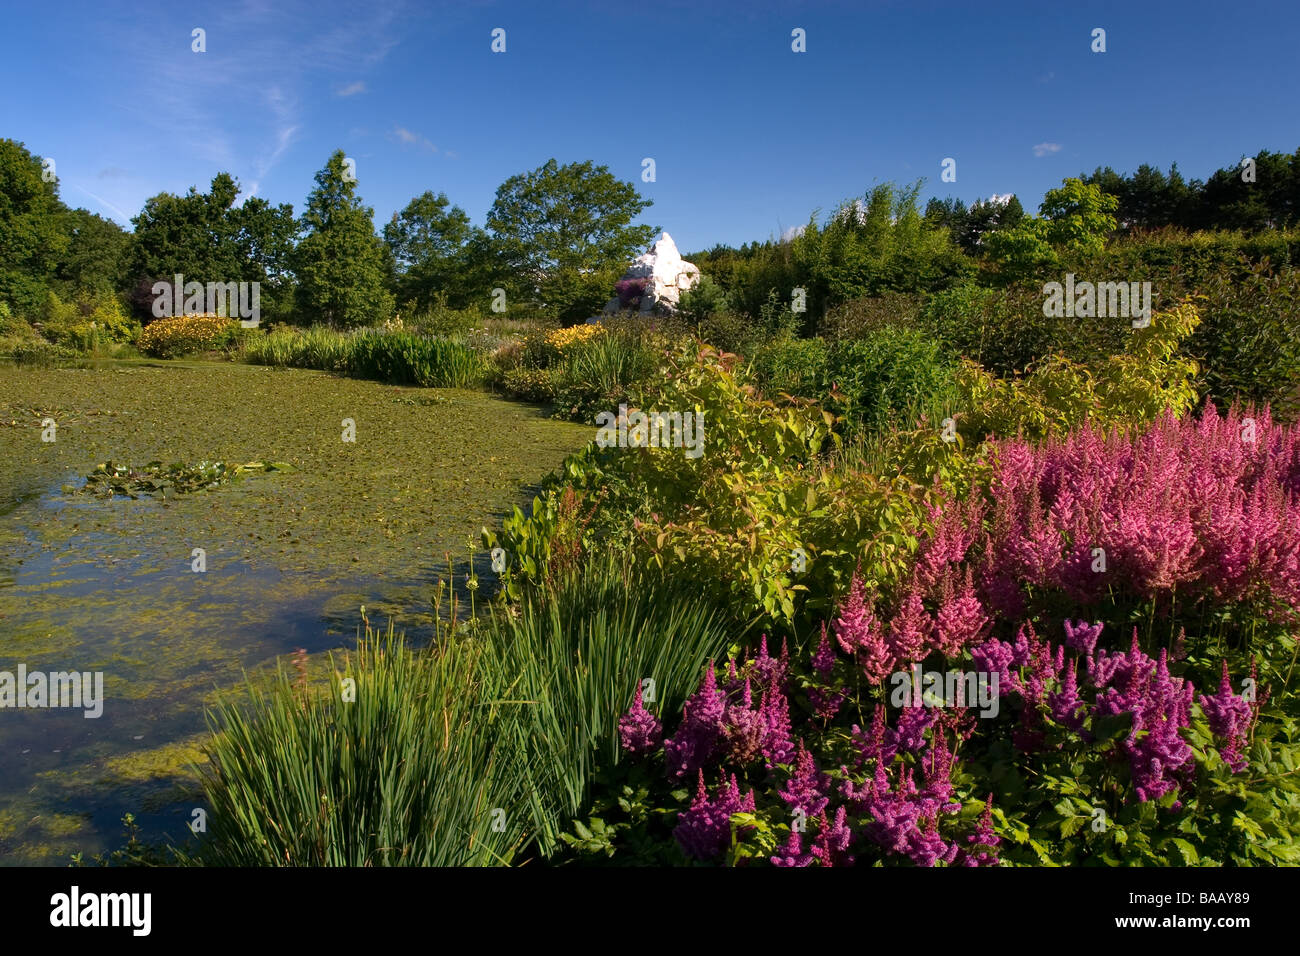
xmin=545 ymin=323 xmax=603 ymax=350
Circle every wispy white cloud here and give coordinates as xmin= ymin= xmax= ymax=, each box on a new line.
xmin=104 ymin=0 xmax=406 ymax=198
xmin=1033 ymin=142 xmax=1062 ymax=157
xmin=390 ymin=126 xmax=437 ymax=153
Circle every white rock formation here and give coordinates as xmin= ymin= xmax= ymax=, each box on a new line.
xmin=603 ymin=232 xmax=701 ymax=315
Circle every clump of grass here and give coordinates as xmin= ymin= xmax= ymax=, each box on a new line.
xmin=186 ymin=550 xmax=742 ymax=865
xmin=244 ymin=325 xmax=486 ymax=388
xmin=191 ymin=620 xmax=532 ymax=866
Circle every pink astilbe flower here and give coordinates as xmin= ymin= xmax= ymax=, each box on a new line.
xmin=887 ymin=575 xmax=932 ymax=665
xmin=958 ymin=795 xmax=1001 ymax=867
xmin=850 ymin=705 xmax=897 ymax=767
xmin=1197 ymin=660 xmax=1253 ymax=773
xmin=777 ymin=740 xmax=830 ymax=816
xmin=674 ymin=771 xmax=756 ymax=861
xmin=888 ymin=703 xmax=937 ymax=753
xmin=811 ymin=623 xmax=837 ymax=678
xmin=1063 ymin=619 xmax=1104 ymax=658
xmin=751 ymin=633 xmax=790 ymax=690
xmin=1047 ymin=657 xmax=1086 ymax=732
xmin=834 ymin=573 xmax=893 ymax=683
xmin=760 ymin=670 xmax=795 ymax=766
xmin=971 ymin=635 xmax=1018 ymax=696
xmin=618 ymin=680 xmax=662 ymax=757
xmin=771 ymin=827 xmax=813 ymax=867
xmin=811 ymin=806 xmax=855 ymax=867
xmin=933 ymin=567 xmax=989 ymax=657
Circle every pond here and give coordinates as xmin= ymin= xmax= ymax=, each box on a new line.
xmin=0 ymin=360 xmax=590 ymax=864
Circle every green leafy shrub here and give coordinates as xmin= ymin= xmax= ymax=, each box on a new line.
xmin=749 ymin=335 xmax=829 ymax=399
xmin=818 ymin=291 xmax=923 ymax=340
xmin=955 ymin=302 xmax=1201 ymax=443
xmin=1189 ymin=259 xmax=1300 ymax=418
xmin=824 ymin=326 xmax=958 ymax=435
xmin=677 ymin=274 xmax=731 ymax=325
xmin=39 ymin=290 xmax=140 ymax=351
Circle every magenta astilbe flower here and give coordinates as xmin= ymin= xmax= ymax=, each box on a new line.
xmin=1063 ymin=619 xmax=1104 ymax=658
xmin=1091 ymin=628 xmax=1156 ymax=717
xmin=778 ymin=740 xmax=830 ymax=816
xmin=663 ymin=662 xmax=726 ymax=779
xmin=1197 ymin=659 xmax=1253 ymax=773
xmin=811 ymin=623 xmax=837 ymax=678
xmin=919 ymin=734 xmax=961 ymax=816
xmin=673 ymin=771 xmax=756 ymax=861
xmin=909 ymin=813 xmax=959 ymax=867
xmin=842 ymin=758 xmax=891 ymax=813
xmin=618 ymin=680 xmax=662 ymax=757
xmin=751 ymin=633 xmax=790 ymax=690
xmin=1047 ymin=657 xmax=1086 ymax=732
xmin=771 ymin=827 xmax=813 ymax=867
xmin=808 ymin=685 xmax=847 ymax=720
xmin=959 ymin=795 xmax=1001 ymax=867
xmin=834 ymin=573 xmax=893 ymax=683
xmin=888 ymin=702 xmax=937 ymax=753
xmin=971 ymin=636 xmax=1018 ymax=696
xmin=850 ymin=705 xmax=897 ymax=767
xmin=760 ymin=670 xmax=795 ymax=766
xmin=1125 ymin=650 xmax=1195 ymax=802
xmin=811 ymin=806 xmax=855 ymax=867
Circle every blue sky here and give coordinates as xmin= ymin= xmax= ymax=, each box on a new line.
xmin=3 ymin=0 xmax=1297 ymax=252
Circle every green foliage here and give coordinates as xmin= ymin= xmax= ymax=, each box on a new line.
xmin=954 ymin=302 xmax=1202 ymax=443
xmin=920 ymin=282 xmax=1131 ymax=375
xmin=55 ymin=208 xmax=132 ymax=294
xmin=487 ymin=158 xmax=656 ymax=322
xmin=38 ymin=289 xmax=139 ymax=350
xmin=192 ymin=623 xmax=530 ymax=866
xmin=488 ymin=551 xmax=741 ymax=855
xmin=823 ymin=326 xmax=958 ymax=435
xmin=1188 ymin=259 xmax=1300 ymax=417
xmin=489 ymin=344 xmax=930 ymax=628
xmin=244 ymin=325 xmax=487 ymax=388
xmin=677 ymin=274 xmax=732 ymax=325
xmin=748 ymin=335 xmax=829 ymax=399
xmin=384 ymin=190 xmax=473 ymax=312
xmin=818 ymin=291 xmax=922 ymax=340
xmin=190 ymin=552 xmax=736 ymax=865
xmin=77 ymin=459 xmax=294 ymax=499
xmin=984 ymin=179 xmax=1118 ymax=284
xmin=0 ymin=139 xmax=69 ymax=314
xmin=129 ymin=172 xmax=296 ymax=322
xmin=293 ymin=150 xmax=394 ymax=328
